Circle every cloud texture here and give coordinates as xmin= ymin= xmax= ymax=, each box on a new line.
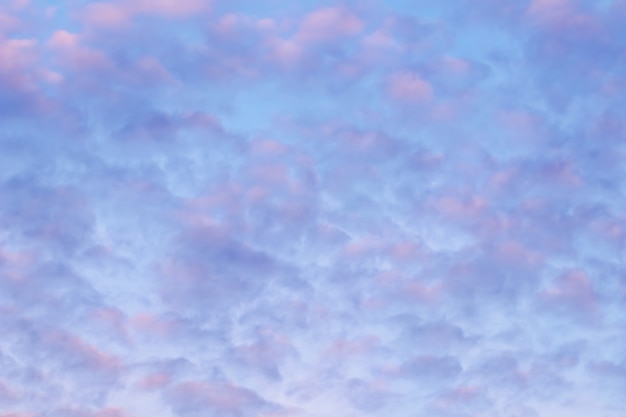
xmin=0 ymin=0 xmax=625 ymax=416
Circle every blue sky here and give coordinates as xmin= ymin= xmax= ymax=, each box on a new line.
xmin=0 ymin=1 xmax=625 ymax=416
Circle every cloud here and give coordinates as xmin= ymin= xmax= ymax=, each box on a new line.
xmin=0 ymin=0 xmax=624 ymax=416
xmin=164 ymin=381 xmax=280 ymax=417
xmin=295 ymin=7 xmax=364 ymax=43
xmin=81 ymin=0 xmax=210 ymax=28
xmin=386 ymin=69 xmax=434 ymax=103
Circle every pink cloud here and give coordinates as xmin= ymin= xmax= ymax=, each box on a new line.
xmin=439 ymin=56 xmax=471 ymax=75
xmin=213 ymin=13 xmax=276 ymax=39
xmin=336 ymin=128 xmax=402 ymax=158
xmin=136 ymin=372 xmax=171 ymax=391
xmin=48 ymin=29 xmax=78 ymax=49
xmin=342 ymin=236 xmax=383 ymax=257
xmin=82 ymin=0 xmax=208 ymax=28
xmin=81 ymin=3 xmax=131 ymax=28
xmin=386 ymin=70 xmax=434 ymax=103
xmin=495 ymin=240 xmax=543 ymax=267
xmin=434 ymin=385 xmax=484 ymax=411
xmin=8 ymin=0 xmax=30 ymax=10
xmin=184 ymin=186 xmax=240 ymax=214
xmin=0 ymin=11 xmax=21 ymax=33
xmin=249 ymin=163 xmax=291 ymax=186
xmin=258 ymin=410 xmax=302 ymax=417
xmin=495 ymin=109 xmax=553 ymax=152
xmin=526 ymin=0 xmax=601 ymax=33
xmin=166 ymin=381 xmax=267 ymax=415
xmin=387 ymin=241 xmax=428 ymax=263
xmin=0 ymin=380 xmax=20 ymax=402
xmin=499 ymin=109 xmax=546 ymax=138
xmin=130 ymin=313 xmax=177 ymax=338
xmin=91 ymin=307 xmax=129 ymax=343
xmin=541 ymin=270 xmax=598 ymax=314
xmin=250 ymin=139 xmax=289 ymax=156
xmin=362 ymin=29 xmax=401 ymax=52
xmin=90 ymin=409 xmax=129 ymax=417
xmin=527 ymin=0 xmax=573 ymax=19
xmin=542 ymin=159 xmax=582 ymax=187
xmin=267 ymin=38 xmax=304 ymax=69
xmin=588 ymin=216 xmax=625 ymax=247
xmin=214 ymin=13 xmax=244 ymax=35
xmin=41 ymin=330 xmax=123 ymax=374
xmin=233 ymin=330 xmax=295 ymax=372
xmin=257 ymin=7 xmax=367 ymax=74
xmin=296 ymin=7 xmax=364 ymax=43
xmin=326 ymin=336 xmax=380 ymax=358
xmin=403 ymin=279 xmax=443 ymax=303
xmin=133 ymin=56 xmax=176 ymax=84
xmin=432 ymin=194 xmax=488 ymax=221
xmin=0 ymin=1 xmax=623 ymax=415
xmin=0 ymin=413 xmax=36 ymax=417
xmin=376 ymin=272 xmax=442 ymax=305
xmin=0 ymin=246 xmax=36 ymax=282
xmin=0 ymin=37 xmax=37 ymax=89
xmin=47 ymin=30 xmax=111 ymax=71
xmin=177 ymin=185 xmax=243 ymax=233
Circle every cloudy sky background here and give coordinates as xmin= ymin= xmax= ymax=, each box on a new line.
xmin=1 ymin=0 xmax=625 ymax=416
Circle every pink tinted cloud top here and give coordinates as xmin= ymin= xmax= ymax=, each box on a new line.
xmin=0 ymin=0 xmax=625 ymax=416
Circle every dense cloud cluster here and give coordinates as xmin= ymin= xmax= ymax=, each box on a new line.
xmin=0 ymin=0 xmax=625 ymax=416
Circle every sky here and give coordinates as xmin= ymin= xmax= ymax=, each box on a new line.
xmin=0 ymin=0 xmax=625 ymax=416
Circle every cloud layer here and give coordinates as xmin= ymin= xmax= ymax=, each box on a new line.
xmin=1 ymin=0 xmax=625 ymax=416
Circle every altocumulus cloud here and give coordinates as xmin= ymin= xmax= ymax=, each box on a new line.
xmin=0 ymin=0 xmax=625 ymax=416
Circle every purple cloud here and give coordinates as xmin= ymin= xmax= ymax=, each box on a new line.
xmin=0 ymin=0 xmax=625 ymax=416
